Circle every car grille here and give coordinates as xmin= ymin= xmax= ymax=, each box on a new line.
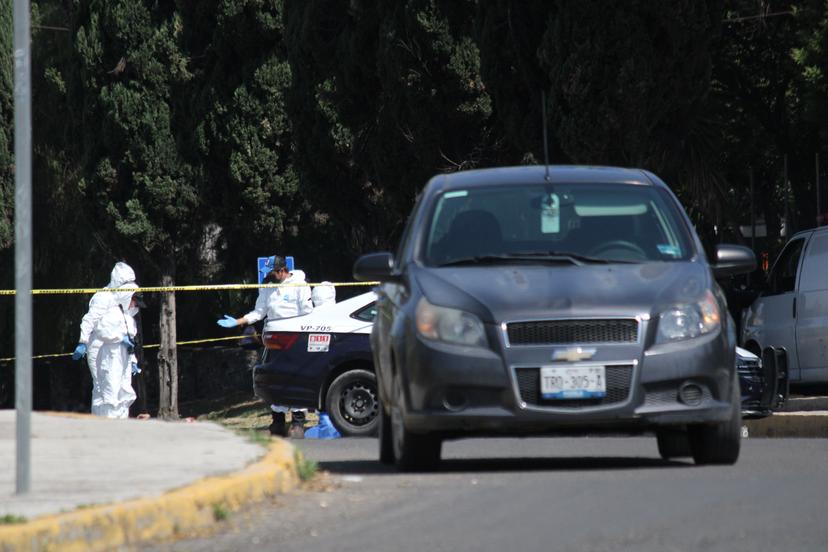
xmin=506 ymin=319 xmax=638 ymax=346
xmin=515 ymin=365 xmax=633 ymax=408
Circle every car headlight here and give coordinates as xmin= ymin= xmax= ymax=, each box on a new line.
xmin=656 ymin=290 xmax=721 ymax=343
xmin=416 ymin=297 xmax=488 ymax=347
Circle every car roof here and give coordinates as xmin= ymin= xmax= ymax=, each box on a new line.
xmin=427 ymin=165 xmax=661 ymax=194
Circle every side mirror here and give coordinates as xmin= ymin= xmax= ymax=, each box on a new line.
xmin=353 ymin=252 xmax=397 ymax=282
xmin=713 ymin=244 xmax=756 ymax=279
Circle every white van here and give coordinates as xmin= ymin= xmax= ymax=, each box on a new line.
xmin=742 ymin=225 xmax=828 ymax=383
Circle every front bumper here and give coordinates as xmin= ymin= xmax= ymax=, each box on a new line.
xmin=397 ymin=328 xmax=736 ymax=437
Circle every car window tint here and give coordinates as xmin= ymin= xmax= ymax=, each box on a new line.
xmin=424 ymin=183 xmax=693 ymax=265
xmin=767 ymin=238 xmax=805 ymax=295
xmin=798 ymin=233 xmax=828 ymax=292
xmin=352 ymin=303 xmax=377 ymax=322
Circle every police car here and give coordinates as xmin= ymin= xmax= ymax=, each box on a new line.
xmin=252 ymin=291 xmax=378 ymax=436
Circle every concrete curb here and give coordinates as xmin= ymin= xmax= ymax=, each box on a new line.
xmin=744 ymin=412 xmax=828 ymax=438
xmin=0 ymin=439 xmax=299 ymax=552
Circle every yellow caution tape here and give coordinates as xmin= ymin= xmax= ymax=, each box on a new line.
xmin=0 ymin=281 xmax=380 ymax=296
xmin=0 ymin=334 xmax=263 ymax=363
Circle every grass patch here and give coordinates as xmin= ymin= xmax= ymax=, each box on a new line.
xmin=238 ymin=428 xmax=272 ymax=446
xmin=212 ymin=502 xmax=229 ymax=522
xmin=0 ymin=514 xmax=27 ymax=524
xmin=295 ymin=450 xmax=318 ymax=482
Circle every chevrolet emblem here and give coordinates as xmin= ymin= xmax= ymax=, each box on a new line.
xmin=551 ymin=347 xmax=597 ymax=362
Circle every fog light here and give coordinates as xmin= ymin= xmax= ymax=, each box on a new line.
xmin=678 ymin=383 xmax=704 ymax=406
xmin=442 ymin=390 xmax=468 ymax=412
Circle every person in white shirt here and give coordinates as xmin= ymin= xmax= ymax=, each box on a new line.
xmin=216 ymin=255 xmax=313 ymax=437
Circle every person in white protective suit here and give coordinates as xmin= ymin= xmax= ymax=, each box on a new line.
xmin=71 ymin=262 xmax=139 ymax=418
xmin=216 ymin=255 xmax=313 ymax=437
xmin=311 ymin=281 xmax=336 ymax=310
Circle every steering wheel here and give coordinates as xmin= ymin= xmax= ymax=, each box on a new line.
xmin=588 ymin=240 xmax=648 ymax=260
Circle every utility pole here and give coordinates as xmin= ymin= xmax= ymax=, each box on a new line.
xmin=14 ymin=0 xmax=33 ymax=494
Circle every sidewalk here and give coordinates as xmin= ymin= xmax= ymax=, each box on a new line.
xmin=0 ymin=411 xmax=298 ymax=551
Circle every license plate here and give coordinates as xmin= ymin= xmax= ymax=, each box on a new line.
xmin=540 ymin=365 xmax=606 ymax=399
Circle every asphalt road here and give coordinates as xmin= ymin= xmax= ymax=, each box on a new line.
xmin=149 ymin=436 xmax=828 ymax=552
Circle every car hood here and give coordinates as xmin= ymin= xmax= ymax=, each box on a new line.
xmin=413 ymin=261 xmax=712 ymax=323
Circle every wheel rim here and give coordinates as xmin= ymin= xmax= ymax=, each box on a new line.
xmin=337 ymin=380 xmax=379 ymax=427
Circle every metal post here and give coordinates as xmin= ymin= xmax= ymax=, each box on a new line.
xmin=749 ymin=168 xmax=755 ymax=287
xmin=817 ymin=153 xmax=821 ymax=226
xmin=14 ymin=0 xmax=33 ymax=495
xmin=750 ymin=168 xmax=755 ymax=253
xmin=783 ymin=154 xmax=789 ymax=236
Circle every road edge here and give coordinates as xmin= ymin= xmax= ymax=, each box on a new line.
xmin=0 ymin=438 xmax=298 ymax=552
xmin=744 ymin=412 xmax=828 ymax=438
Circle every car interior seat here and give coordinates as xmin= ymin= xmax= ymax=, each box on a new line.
xmin=435 ymin=209 xmax=503 ymax=262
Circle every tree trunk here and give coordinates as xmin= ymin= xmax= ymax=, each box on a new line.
xmin=157 ymin=270 xmax=179 ymax=420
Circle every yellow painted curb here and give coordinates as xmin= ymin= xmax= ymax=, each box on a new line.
xmin=0 ymin=439 xmax=299 ymax=552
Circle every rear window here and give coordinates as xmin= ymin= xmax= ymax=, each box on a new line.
xmin=424 ymin=183 xmax=693 ymax=265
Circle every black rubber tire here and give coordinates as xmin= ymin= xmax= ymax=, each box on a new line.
xmin=688 ymin=374 xmax=742 ymax=465
xmin=390 ymin=371 xmax=441 ymax=471
xmin=326 ymin=369 xmax=380 ymax=437
xmin=656 ymin=429 xmax=691 ymax=460
xmin=378 ymin=401 xmax=394 ymax=465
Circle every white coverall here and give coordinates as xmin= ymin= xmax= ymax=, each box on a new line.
xmin=78 ymin=262 xmax=139 ymax=418
xmin=246 ymin=269 xmax=314 ymax=330
xmin=245 ymin=269 xmax=313 ymax=414
xmin=311 ymin=281 xmax=336 ymax=309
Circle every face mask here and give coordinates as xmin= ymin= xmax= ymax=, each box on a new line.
xmin=266 ymin=271 xmax=282 ymax=283
xmin=127 ymin=307 xmax=139 ymax=317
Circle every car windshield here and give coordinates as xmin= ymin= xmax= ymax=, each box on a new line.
xmin=424 ymin=183 xmax=694 ymax=266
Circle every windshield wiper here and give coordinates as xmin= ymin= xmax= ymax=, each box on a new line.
xmin=505 ymin=251 xmax=640 ymax=265
xmin=435 ymin=251 xmax=641 ymax=267
xmin=435 ymin=254 xmax=524 ymax=267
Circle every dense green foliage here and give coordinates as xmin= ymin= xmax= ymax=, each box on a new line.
xmin=1 ymin=1 xmax=826 ymax=412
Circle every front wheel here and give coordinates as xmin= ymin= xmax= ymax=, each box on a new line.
xmin=326 ymin=369 xmax=379 ymax=437
xmin=378 ymin=401 xmax=394 ymax=465
xmin=390 ymin=371 xmax=441 ymax=471
xmin=688 ymin=374 xmax=742 ymax=465
xmin=656 ymin=429 xmax=691 ymax=460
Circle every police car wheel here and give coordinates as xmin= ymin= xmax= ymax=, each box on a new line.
xmin=326 ymin=369 xmax=380 ymax=437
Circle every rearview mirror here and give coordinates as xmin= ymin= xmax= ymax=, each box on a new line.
xmin=353 ymin=252 xmax=397 ymax=282
xmin=712 ymin=244 xmax=756 ymax=279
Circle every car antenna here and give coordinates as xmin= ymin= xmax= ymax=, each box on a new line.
xmin=541 ymin=90 xmax=551 ymax=182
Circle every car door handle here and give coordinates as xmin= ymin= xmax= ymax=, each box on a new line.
xmin=792 ymin=296 xmax=796 ymax=319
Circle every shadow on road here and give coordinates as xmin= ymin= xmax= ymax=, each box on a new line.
xmin=319 ymin=456 xmax=690 ymax=475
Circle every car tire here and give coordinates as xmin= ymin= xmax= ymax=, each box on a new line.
xmin=656 ymin=429 xmax=691 ymax=460
xmin=688 ymin=374 xmax=742 ymax=465
xmin=390 ymin=371 xmax=441 ymax=471
xmin=378 ymin=401 xmax=394 ymax=465
xmin=326 ymin=369 xmax=380 ymax=437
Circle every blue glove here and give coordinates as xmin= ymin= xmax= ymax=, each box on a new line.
xmin=131 ymin=362 xmax=141 ymax=376
xmin=122 ymin=335 xmax=135 ymax=349
xmin=217 ymin=315 xmax=238 ymax=328
xmin=71 ymin=343 xmax=87 ymax=360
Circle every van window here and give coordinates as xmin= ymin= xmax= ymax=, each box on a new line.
xmin=767 ymin=237 xmax=805 ymax=295
xmin=799 ymin=232 xmax=828 ymax=292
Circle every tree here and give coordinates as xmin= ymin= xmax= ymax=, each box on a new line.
xmin=0 ymin=0 xmax=13 ymax=252
xmin=284 ymin=0 xmax=492 ymax=260
xmin=72 ymin=1 xmax=203 ymax=419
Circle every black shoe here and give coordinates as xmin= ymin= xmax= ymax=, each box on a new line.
xmin=269 ymin=412 xmax=287 ymax=437
xmin=288 ymin=411 xmax=305 ymax=439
